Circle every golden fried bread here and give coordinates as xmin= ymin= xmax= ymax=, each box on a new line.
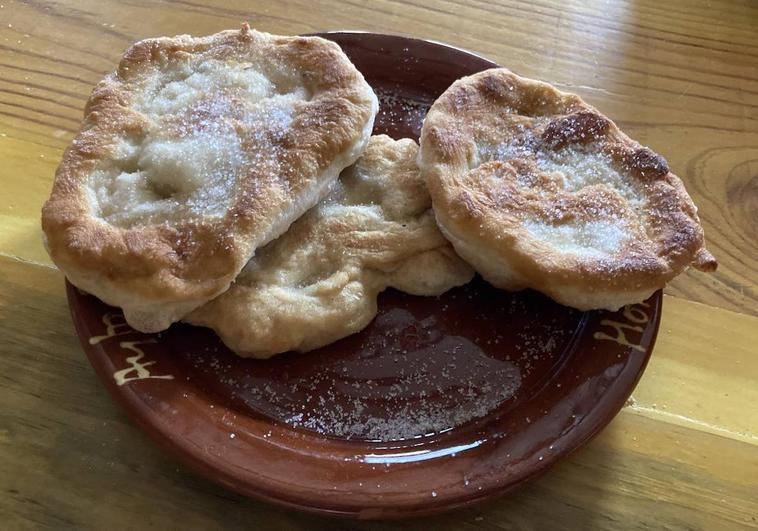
xmin=419 ymin=68 xmax=716 ymax=311
xmin=41 ymin=25 xmax=378 ymax=332
xmin=186 ymin=135 xmax=473 ymax=358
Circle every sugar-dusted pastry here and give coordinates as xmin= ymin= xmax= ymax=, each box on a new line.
xmin=186 ymin=135 xmax=473 ymax=358
xmin=419 ymin=68 xmax=716 ymax=311
xmin=41 ymin=24 xmax=378 ymax=332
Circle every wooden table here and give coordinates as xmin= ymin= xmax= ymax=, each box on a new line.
xmin=1 ymin=0 xmax=756 ymax=528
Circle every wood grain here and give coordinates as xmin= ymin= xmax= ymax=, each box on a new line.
xmin=1 ymin=256 xmax=756 ymax=530
xmin=0 ymin=0 xmax=757 ymax=528
xmin=1 ymin=0 xmax=755 ymax=315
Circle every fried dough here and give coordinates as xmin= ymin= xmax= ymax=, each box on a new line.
xmin=42 ymin=25 xmax=378 ymax=331
xmin=419 ymin=68 xmax=716 ymax=311
xmin=187 ymin=135 xmax=473 ymax=357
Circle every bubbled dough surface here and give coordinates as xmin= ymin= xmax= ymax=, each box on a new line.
xmin=187 ymin=135 xmax=474 ymax=358
xmin=88 ymin=59 xmax=307 ymax=228
xmin=477 ymin=144 xmax=647 ymax=260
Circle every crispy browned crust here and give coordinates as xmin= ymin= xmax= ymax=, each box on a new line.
xmin=419 ymin=68 xmax=716 ymax=310
xmin=41 ymin=25 xmax=378 ymax=331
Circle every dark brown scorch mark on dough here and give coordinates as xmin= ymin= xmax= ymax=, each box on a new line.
xmin=625 ymin=147 xmax=669 ymax=180
xmin=541 ymin=111 xmax=610 ymax=149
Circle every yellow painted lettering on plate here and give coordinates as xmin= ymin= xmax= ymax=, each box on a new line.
xmin=593 ymin=302 xmax=651 ymax=352
xmin=89 ymin=312 xmax=135 ymax=345
xmin=623 ymin=301 xmax=651 ymax=324
xmin=113 ymin=339 xmax=174 ymax=386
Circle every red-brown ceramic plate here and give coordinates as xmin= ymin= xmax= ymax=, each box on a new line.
xmin=67 ymin=32 xmax=661 ymax=520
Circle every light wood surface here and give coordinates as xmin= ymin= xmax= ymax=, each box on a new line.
xmin=1 ymin=0 xmax=756 ymax=528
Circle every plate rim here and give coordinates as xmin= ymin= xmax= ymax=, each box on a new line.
xmin=70 ymin=280 xmax=661 ymax=519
